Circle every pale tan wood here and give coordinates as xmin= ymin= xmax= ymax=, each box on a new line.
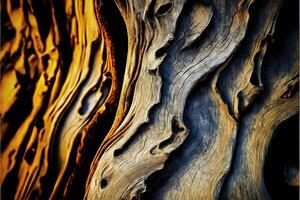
xmin=0 ymin=0 xmax=298 ymax=199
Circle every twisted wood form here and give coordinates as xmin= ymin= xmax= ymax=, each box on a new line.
xmin=1 ymin=0 xmax=299 ymax=199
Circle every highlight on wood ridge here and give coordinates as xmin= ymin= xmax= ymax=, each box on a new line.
xmin=0 ymin=0 xmax=299 ymax=199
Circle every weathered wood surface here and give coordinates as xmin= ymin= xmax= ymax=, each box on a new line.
xmin=0 ymin=0 xmax=299 ymax=199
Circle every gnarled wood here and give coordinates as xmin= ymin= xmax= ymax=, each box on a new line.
xmin=1 ymin=0 xmax=299 ymax=199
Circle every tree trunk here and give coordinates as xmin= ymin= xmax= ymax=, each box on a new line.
xmin=0 ymin=0 xmax=299 ymax=199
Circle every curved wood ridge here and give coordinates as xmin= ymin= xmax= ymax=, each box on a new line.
xmin=0 ymin=0 xmax=299 ymax=199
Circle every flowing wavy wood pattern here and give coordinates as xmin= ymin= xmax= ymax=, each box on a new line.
xmin=0 ymin=0 xmax=299 ymax=199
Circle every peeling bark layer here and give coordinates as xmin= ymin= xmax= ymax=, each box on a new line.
xmin=0 ymin=0 xmax=299 ymax=199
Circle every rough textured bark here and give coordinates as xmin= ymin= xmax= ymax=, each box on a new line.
xmin=0 ymin=0 xmax=299 ymax=199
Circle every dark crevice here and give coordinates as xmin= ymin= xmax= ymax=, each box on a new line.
xmin=249 ymin=36 xmax=270 ymax=87
xmin=1 ymin=0 xmax=16 ymax=43
xmin=61 ymin=102 xmax=117 ymax=200
xmin=113 ymin=148 xmax=123 ymax=157
xmin=148 ymin=68 xmax=158 ymax=76
xmin=142 ymin=72 xmax=219 ymax=199
xmin=158 ymin=117 xmax=185 ymax=149
xmin=42 ymin=55 xmax=50 ymax=70
xmin=94 ymin=0 xmax=128 ymax=81
xmin=156 ymin=3 xmax=173 ymax=16
xmin=264 ymin=114 xmax=299 ymax=200
xmin=112 ymin=102 xmax=161 ymax=158
xmin=52 ymin=0 xmax=73 ymax=83
xmin=141 ymin=0 xmax=219 ymax=198
xmin=1 ymin=126 xmax=35 ymax=200
xmin=55 ymin=0 xmax=128 ymax=199
xmin=146 ymin=0 xmax=157 ymax=20
xmin=219 ymin=0 xmax=299 ymax=198
xmin=78 ymin=40 xmax=106 ymax=116
xmin=155 ymin=42 xmax=171 ymax=58
xmin=108 ymin=0 xmax=191 ymax=162
xmin=31 ymin=0 xmax=52 ymax=44
xmin=24 ymin=140 xmax=38 ymax=165
xmin=216 ymin=0 xmax=274 ymax=117
xmin=281 ymin=81 xmax=299 ymax=99
xmin=2 ymin=84 xmax=53 ymax=200
xmin=1 ymin=86 xmax=33 ymax=151
xmin=100 ymin=179 xmax=108 ymax=189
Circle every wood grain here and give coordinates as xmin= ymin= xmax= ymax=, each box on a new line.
xmin=0 ymin=0 xmax=298 ymax=199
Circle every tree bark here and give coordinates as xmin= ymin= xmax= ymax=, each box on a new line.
xmin=0 ymin=0 xmax=299 ymax=199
